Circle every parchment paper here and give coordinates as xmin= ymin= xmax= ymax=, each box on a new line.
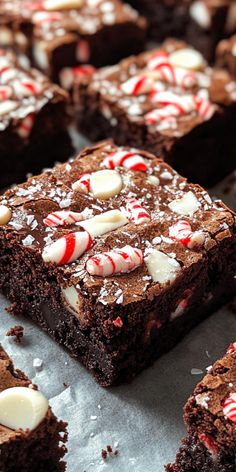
xmin=0 ymin=132 xmax=235 ymax=472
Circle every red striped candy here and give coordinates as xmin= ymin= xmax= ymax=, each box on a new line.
xmin=86 ymin=245 xmax=143 ymax=277
xmin=120 ymin=75 xmax=154 ymax=96
xmin=198 ymin=433 xmax=218 ymax=458
xmin=0 ymin=85 xmax=12 ymax=101
xmin=13 ymin=79 xmax=42 ymax=97
xmin=59 ymin=64 xmax=95 ymax=90
xmin=17 ymin=113 xmax=35 ymax=138
xmin=169 ymin=220 xmax=192 ymax=246
xmin=147 ymin=51 xmax=197 ymax=89
xmin=43 ymin=210 xmax=85 ymax=227
xmin=223 ymin=393 xmax=236 ymax=424
xmin=126 ymin=198 xmax=151 ymax=224
xmin=72 ymin=174 xmax=91 ymax=193
xmin=42 ymin=231 xmax=93 ymax=265
xmin=104 ymin=151 xmax=148 ymax=172
xmin=227 ymin=343 xmax=236 ymax=354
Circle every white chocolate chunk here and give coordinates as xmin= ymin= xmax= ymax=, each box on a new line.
xmin=145 ymin=250 xmax=181 ymax=284
xmin=62 ymin=286 xmax=81 ymax=315
xmin=190 ymin=1 xmax=210 ymax=29
xmin=90 ymin=170 xmax=122 ymax=200
xmin=168 ymin=191 xmax=200 ymax=216
xmin=44 ymin=0 xmax=84 ymax=10
xmin=147 ymin=175 xmax=160 ymax=186
xmin=80 ymin=209 xmax=128 ymax=238
xmin=0 ymin=205 xmax=12 ymax=225
xmin=169 ymin=48 xmax=205 ymax=71
xmin=0 ymin=101 xmax=17 ymax=116
xmin=0 ymin=387 xmax=48 ymax=431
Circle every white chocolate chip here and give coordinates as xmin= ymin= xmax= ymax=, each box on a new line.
xmin=0 ymin=101 xmax=18 ymax=116
xmin=0 ymin=387 xmax=48 ymax=431
xmin=147 ymin=175 xmax=160 ymax=186
xmin=169 ymin=48 xmax=205 ymax=71
xmin=44 ymin=0 xmax=84 ymax=10
xmin=190 ymin=1 xmax=210 ymax=29
xmin=62 ymin=286 xmax=81 ymax=315
xmin=145 ymin=250 xmax=180 ymax=284
xmin=0 ymin=205 xmax=12 ymax=225
xmin=168 ymin=191 xmax=200 ymax=216
xmin=90 ymin=170 xmax=123 ymax=200
xmin=80 ymin=209 xmax=128 ymax=238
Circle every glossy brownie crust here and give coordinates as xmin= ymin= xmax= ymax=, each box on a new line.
xmin=166 ymin=345 xmax=236 ymax=471
xmin=74 ymin=39 xmax=236 ymax=188
xmin=0 ymin=346 xmax=67 ymax=472
xmin=0 ymin=140 xmax=235 ymax=387
xmin=0 ymin=50 xmax=72 ymax=188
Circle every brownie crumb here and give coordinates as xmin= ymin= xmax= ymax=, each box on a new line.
xmin=101 ymin=449 xmax=108 ymax=459
xmin=6 ymin=325 xmax=24 ymax=343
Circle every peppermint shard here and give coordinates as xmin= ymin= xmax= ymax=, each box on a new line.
xmin=0 ymin=140 xmax=235 ymax=386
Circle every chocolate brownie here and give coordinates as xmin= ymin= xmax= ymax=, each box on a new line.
xmin=0 ymin=0 xmax=146 ymax=85
xmin=166 ymin=343 xmax=236 ymax=471
xmin=74 ymin=39 xmax=236 ymax=187
xmin=0 ymin=139 xmax=235 ymax=387
xmin=216 ymin=34 xmax=236 ymax=78
xmin=186 ymin=0 xmax=236 ymax=62
xmin=0 ymin=48 xmax=72 ymax=188
xmin=0 ymin=345 xmax=67 ymax=471
xmin=126 ymin=0 xmax=190 ymax=42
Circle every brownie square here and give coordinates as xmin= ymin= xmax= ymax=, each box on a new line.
xmin=0 ymin=345 xmax=67 ymax=471
xmin=0 ymin=0 xmax=147 ymax=86
xmin=0 ymin=139 xmax=235 ymax=387
xmin=0 ymin=48 xmax=72 ymax=188
xmin=186 ymin=0 xmax=236 ymax=62
xmin=216 ymin=34 xmax=236 ymax=78
xmin=74 ymin=38 xmax=236 ymax=187
xmin=166 ymin=343 xmax=236 ymax=471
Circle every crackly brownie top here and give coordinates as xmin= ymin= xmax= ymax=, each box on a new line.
xmin=0 ymin=140 xmax=234 ymax=316
xmin=77 ymin=39 xmax=236 ymax=138
xmin=0 ymin=0 xmax=145 ymax=39
xmin=0 ymin=48 xmax=67 ymax=132
xmin=185 ymin=344 xmax=236 ymax=451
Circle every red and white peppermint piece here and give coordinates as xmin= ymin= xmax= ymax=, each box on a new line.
xmin=13 ymin=79 xmax=42 ymax=97
xmin=194 ymin=95 xmax=215 ymax=121
xmin=72 ymin=174 xmax=91 ymax=193
xmin=17 ymin=113 xmax=35 ymax=138
xmin=76 ymin=40 xmax=90 ymax=63
xmin=86 ymin=245 xmax=143 ymax=277
xmin=169 ymin=220 xmax=205 ymax=248
xmin=120 ymin=75 xmax=154 ymax=96
xmin=113 ymin=316 xmax=123 ymax=328
xmin=42 ymin=231 xmax=93 ymax=265
xmin=147 ymin=51 xmax=197 ymax=89
xmin=43 ymin=210 xmax=85 ymax=227
xmin=227 ymin=342 xmax=236 ymax=354
xmin=126 ymin=198 xmax=151 ymax=224
xmin=149 ymin=91 xmax=196 ymax=113
xmin=59 ymin=64 xmax=95 ymax=90
xmin=198 ymin=433 xmax=218 ymax=458
xmin=0 ymin=85 xmax=12 ymax=101
xmin=223 ymin=393 xmax=236 ymax=424
xmin=32 ymin=11 xmax=62 ymax=25
xmin=0 ymin=100 xmax=18 ymax=116
xmin=104 ymin=151 xmax=148 ymax=172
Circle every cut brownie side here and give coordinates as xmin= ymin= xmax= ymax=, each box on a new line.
xmin=0 ymin=139 xmax=235 ymax=387
xmin=186 ymin=0 xmax=236 ymax=62
xmin=216 ymin=34 xmax=236 ymax=78
xmin=0 ymin=48 xmax=72 ymax=188
xmin=0 ymin=345 xmax=67 ymax=472
xmin=74 ymin=39 xmax=236 ymax=188
xmin=0 ymin=0 xmax=146 ymax=86
xmin=166 ymin=343 xmax=236 ymax=472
